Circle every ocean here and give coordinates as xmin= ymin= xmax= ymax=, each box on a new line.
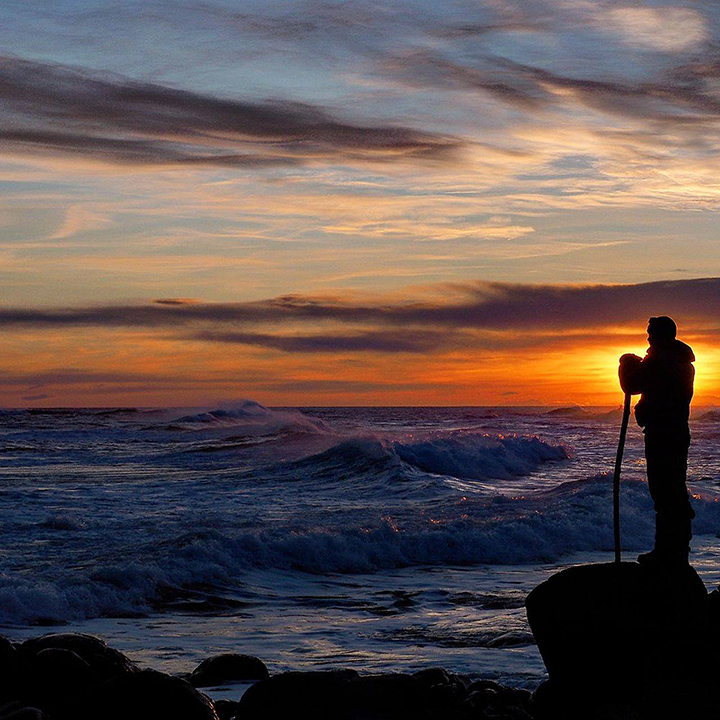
xmin=1 ymin=401 xmax=720 ymax=692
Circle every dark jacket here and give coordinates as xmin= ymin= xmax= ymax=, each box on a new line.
xmin=619 ymin=340 xmax=695 ymax=429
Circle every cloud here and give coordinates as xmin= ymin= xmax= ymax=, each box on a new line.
xmin=0 ymin=56 xmax=461 ymax=169
xmin=381 ymin=50 xmax=544 ymax=109
xmin=322 ymin=218 xmax=536 ymax=241
xmin=387 ymin=49 xmax=720 ymax=125
xmin=1 ymin=278 xmax=719 ymax=352
xmin=1 ymin=369 xmax=166 ymax=386
xmin=193 ymin=329 xmax=452 ymax=353
xmin=597 ymin=7 xmax=709 ymax=53
xmin=49 ymin=205 xmax=112 ymax=240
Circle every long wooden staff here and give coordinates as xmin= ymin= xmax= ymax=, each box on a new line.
xmin=612 ymin=392 xmax=632 ymax=563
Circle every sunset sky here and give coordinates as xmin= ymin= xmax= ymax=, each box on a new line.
xmin=2 ymin=0 xmax=720 ymax=406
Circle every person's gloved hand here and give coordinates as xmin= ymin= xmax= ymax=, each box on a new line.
xmin=618 ymin=353 xmax=642 ymax=393
xmin=619 ymin=353 xmax=642 ymax=366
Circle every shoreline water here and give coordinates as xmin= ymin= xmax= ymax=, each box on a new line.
xmin=3 ymin=541 xmax=720 ymax=695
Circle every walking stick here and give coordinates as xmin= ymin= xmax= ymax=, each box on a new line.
xmin=612 ymin=392 xmax=632 ymax=563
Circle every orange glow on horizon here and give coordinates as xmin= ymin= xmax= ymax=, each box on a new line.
xmin=3 ymin=325 xmax=720 ymax=408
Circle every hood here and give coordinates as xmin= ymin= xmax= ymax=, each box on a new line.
xmin=672 ymin=339 xmax=695 ymax=362
xmin=648 ymin=339 xmax=695 ymax=363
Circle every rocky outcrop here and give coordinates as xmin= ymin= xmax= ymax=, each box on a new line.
xmin=237 ymin=668 xmax=532 ymax=719
xmin=97 ymin=669 xmax=218 ymax=720
xmin=0 ymin=632 xmax=533 ymax=720
xmin=526 ymin=561 xmax=717 ymax=719
xmin=19 ymin=633 xmax=137 ymax=683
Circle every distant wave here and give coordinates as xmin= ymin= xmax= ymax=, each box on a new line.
xmin=545 ymin=406 xmax=623 ymax=422
xmin=166 ymin=399 xmax=327 ymax=435
xmin=695 ymin=410 xmax=720 ymax=422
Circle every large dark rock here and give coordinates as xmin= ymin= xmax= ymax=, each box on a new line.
xmin=20 ymin=633 xmax=137 ymax=683
xmin=340 ymin=673 xmax=424 ymax=716
xmin=526 ymin=561 xmax=715 ymax=718
xmin=95 ymin=669 xmax=218 ymax=720
xmin=0 ymin=703 xmax=48 ymax=720
xmin=186 ymin=653 xmax=268 ymax=686
xmin=237 ymin=670 xmax=359 ymax=718
xmin=213 ymin=699 xmax=240 ymax=720
xmin=0 ymin=638 xmax=21 ymax=704
xmin=237 ymin=669 xmax=439 ymax=719
xmin=15 ymin=634 xmax=138 ymax=718
xmin=26 ymin=648 xmax=99 ymax=717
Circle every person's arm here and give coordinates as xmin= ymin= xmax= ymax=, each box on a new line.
xmin=619 ymin=353 xmax=645 ymax=395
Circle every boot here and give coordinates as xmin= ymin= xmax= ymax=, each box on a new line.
xmin=637 ymin=547 xmax=689 ymax=568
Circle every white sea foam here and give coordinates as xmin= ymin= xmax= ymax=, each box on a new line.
xmin=1 ymin=471 xmax=719 ymax=625
xmin=393 ymin=433 xmax=569 ymax=481
xmin=288 ymin=433 xmax=568 ymax=480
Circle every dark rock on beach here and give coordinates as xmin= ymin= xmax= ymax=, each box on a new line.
xmin=0 ymin=624 xmax=540 ymax=720
xmin=0 ymin=703 xmax=49 ymax=720
xmin=186 ymin=653 xmax=269 ymax=687
xmin=213 ymin=698 xmax=241 ymax=720
xmin=3 ymin=633 xmax=138 ymax=719
xmin=27 ymin=648 xmax=98 ymax=717
xmin=19 ymin=633 xmax=137 ymax=683
xmin=0 ymin=639 xmax=22 ymax=703
xmin=527 ymin=561 xmax=719 ymax=719
xmin=0 ymin=631 xmax=538 ymax=720
xmin=237 ymin=667 xmax=530 ymax=719
xmin=97 ymin=669 xmax=218 ymax=720
xmin=237 ymin=669 xmax=360 ymax=718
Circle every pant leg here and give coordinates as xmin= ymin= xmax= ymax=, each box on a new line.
xmin=644 ymin=427 xmax=694 ymax=553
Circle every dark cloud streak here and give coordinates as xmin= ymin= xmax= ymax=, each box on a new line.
xmin=193 ymin=329 xmax=451 ymax=353
xmin=2 ymin=278 xmax=719 ymax=353
xmin=0 ymin=56 xmax=461 ymax=167
xmin=384 ymin=49 xmax=720 ymax=125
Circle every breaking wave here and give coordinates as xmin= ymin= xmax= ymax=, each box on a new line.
xmin=167 ymin=399 xmax=327 ymax=435
xmin=2 ymin=472 xmax=719 ymax=625
xmin=275 ymin=433 xmax=570 ymax=495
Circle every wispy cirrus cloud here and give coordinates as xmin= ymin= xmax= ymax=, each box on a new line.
xmin=0 ymin=56 xmax=461 ymax=169
xmin=384 ymin=49 xmax=720 ymax=125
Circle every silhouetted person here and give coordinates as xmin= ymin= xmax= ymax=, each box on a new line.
xmin=619 ymin=316 xmax=695 ymax=567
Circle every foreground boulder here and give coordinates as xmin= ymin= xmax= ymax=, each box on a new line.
xmin=0 ymin=639 xmax=22 ymax=704
xmin=238 ymin=670 xmax=361 ymax=718
xmin=0 ymin=631 xmax=534 ymax=720
xmin=20 ymin=633 xmax=137 ymax=683
xmin=0 ymin=703 xmax=48 ymax=719
xmin=186 ymin=653 xmax=268 ymax=686
xmin=526 ymin=561 xmax=717 ymax=719
xmin=10 ymin=633 xmax=137 ymax=718
xmin=96 ymin=669 xmax=218 ymax=720
xmin=237 ymin=668 xmax=530 ymax=719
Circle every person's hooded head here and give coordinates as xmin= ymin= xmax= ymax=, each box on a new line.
xmin=647 ymin=316 xmax=677 ymax=349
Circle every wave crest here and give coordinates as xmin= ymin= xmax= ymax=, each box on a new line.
xmin=3 ymin=475 xmax=719 ymax=625
xmin=287 ymin=433 xmax=569 ymax=486
xmin=168 ymin=400 xmax=327 ymax=435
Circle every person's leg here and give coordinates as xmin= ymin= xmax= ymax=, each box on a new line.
xmin=642 ymin=428 xmax=692 ymax=563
